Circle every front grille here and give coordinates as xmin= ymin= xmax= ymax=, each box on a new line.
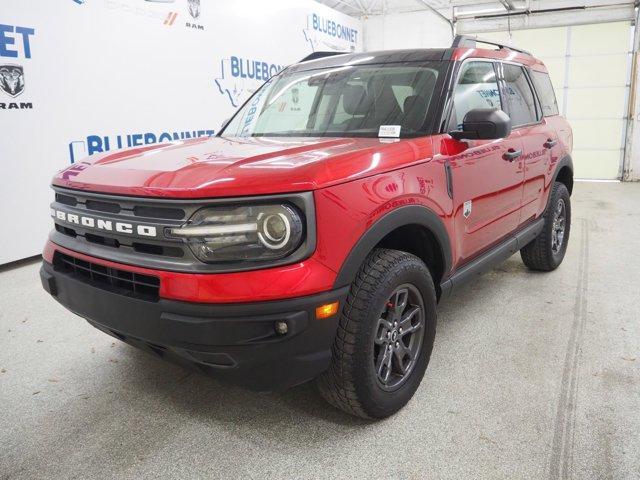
xmin=133 ymin=205 xmax=185 ymax=220
xmin=85 ymin=199 xmax=121 ymax=214
xmin=55 ymin=193 xmax=77 ymax=207
xmin=54 ymin=223 xmax=184 ymax=258
xmin=51 ymin=188 xmax=190 ymax=260
xmin=53 ymin=252 xmax=160 ymax=301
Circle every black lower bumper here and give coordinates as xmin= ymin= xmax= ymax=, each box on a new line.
xmin=40 ymin=261 xmax=347 ymax=390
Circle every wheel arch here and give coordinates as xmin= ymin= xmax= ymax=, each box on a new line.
xmin=333 ymin=205 xmax=452 ymax=299
xmin=553 ymin=155 xmax=574 ymax=195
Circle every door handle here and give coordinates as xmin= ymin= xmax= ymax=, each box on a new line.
xmin=544 ymin=138 xmax=558 ymax=149
xmin=503 ymin=149 xmax=523 ymax=162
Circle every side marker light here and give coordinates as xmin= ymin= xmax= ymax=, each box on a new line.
xmin=316 ymin=301 xmax=339 ymax=319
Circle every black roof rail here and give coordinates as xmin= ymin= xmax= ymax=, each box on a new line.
xmin=299 ymin=51 xmax=349 ymax=63
xmin=452 ymin=35 xmax=532 ymax=56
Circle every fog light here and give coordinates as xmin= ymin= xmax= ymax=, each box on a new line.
xmin=274 ymin=321 xmax=288 ymax=335
xmin=316 ymin=301 xmax=339 ymax=319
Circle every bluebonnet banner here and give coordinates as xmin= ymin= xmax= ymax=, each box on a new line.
xmin=0 ymin=0 xmax=362 ymax=263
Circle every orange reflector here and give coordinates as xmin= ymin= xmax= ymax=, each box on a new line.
xmin=316 ymin=301 xmax=339 ymax=319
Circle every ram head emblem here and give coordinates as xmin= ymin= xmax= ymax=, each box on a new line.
xmin=0 ymin=65 xmax=25 ymax=98
xmin=188 ymin=0 xmax=200 ymax=19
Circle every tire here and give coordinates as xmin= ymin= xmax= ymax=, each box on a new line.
xmin=520 ymin=181 xmax=571 ymax=271
xmin=317 ymin=248 xmax=437 ymax=419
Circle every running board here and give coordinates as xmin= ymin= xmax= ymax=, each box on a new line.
xmin=439 ymin=217 xmax=545 ymax=300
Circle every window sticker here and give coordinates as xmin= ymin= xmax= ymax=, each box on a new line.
xmin=378 ymin=125 xmax=401 ymax=138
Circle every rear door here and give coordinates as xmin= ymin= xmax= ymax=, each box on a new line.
xmin=498 ymin=63 xmax=556 ymax=224
xmin=445 ymin=60 xmax=525 ymax=265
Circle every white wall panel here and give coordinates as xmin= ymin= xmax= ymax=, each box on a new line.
xmin=566 ymin=88 xmax=627 ymax=118
xmin=573 ymin=150 xmax=622 ymax=179
xmin=569 ymin=55 xmax=628 ymax=88
xmin=0 ymin=0 xmax=362 ymax=264
xmin=570 ymin=22 xmax=631 ymax=55
xmin=363 ymin=10 xmax=453 ymax=51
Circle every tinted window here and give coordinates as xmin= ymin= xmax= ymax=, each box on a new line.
xmin=449 ymin=61 xmax=501 ymax=130
xmin=530 ymin=70 xmax=559 ymax=116
xmin=502 ymin=64 xmax=539 ymax=126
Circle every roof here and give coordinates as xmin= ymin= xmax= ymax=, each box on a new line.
xmin=288 ymin=46 xmax=546 ymax=73
xmin=287 ymin=49 xmax=451 ymax=73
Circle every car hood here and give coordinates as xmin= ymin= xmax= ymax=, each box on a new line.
xmin=52 ymin=135 xmax=434 ymax=198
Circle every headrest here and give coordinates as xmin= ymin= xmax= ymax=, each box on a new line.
xmin=503 ymin=65 xmax=525 ymax=83
xmin=402 ymin=95 xmax=428 ymax=131
xmin=459 ymin=67 xmax=495 ymax=85
xmin=343 ymin=85 xmax=372 ymax=115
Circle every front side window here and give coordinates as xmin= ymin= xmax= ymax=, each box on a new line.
xmin=222 ymin=63 xmax=444 ymax=138
xmin=448 ymin=61 xmax=502 ymax=131
xmin=502 ymin=64 xmax=540 ymax=126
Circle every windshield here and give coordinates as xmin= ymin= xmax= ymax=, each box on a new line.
xmin=221 ymin=63 xmax=443 ymax=138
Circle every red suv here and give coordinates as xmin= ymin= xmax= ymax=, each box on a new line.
xmin=41 ymin=36 xmax=573 ymax=418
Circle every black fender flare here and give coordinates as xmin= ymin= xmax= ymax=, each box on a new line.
xmin=333 ymin=205 xmax=452 ymax=289
xmin=552 ymin=155 xmax=574 ymax=192
xmin=544 ymin=154 xmax=574 ymax=212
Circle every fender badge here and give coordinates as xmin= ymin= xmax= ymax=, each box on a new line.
xmin=463 ymin=200 xmax=472 ymax=219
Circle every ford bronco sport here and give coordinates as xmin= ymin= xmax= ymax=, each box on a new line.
xmin=41 ymin=36 xmax=573 ymax=419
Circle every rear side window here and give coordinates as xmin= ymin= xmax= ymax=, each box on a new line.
xmin=449 ymin=61 xmax=502 ymax=130
xmin=530 ymin=70 xmax=559 ymax=116
xmin=502 ymin=64 xmax=539 ymax=127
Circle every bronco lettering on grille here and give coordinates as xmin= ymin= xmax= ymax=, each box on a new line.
xmin=51 ymin=209 xmax=157 ymax=237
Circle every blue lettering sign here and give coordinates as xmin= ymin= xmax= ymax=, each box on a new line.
xmin=71 ymin=129 xmax=215 ymax=162
xmin=230 ymin=56 xmax=283 ymax=81
xmin=0 ymin=24 xmax=35 ymax=59
xmin=311 ymin=14 xmax=357 ymax=43
xmin=86 ymin=135 xmax=104 ymax=156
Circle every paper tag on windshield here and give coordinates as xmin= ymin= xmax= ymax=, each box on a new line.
xmin=378 ymin=125 xmax=401 ymax=138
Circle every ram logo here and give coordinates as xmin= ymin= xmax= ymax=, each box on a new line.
xmin=0 ymin=65 xmax=25 ymax=98
xmin=188 ymin=0 xmax=200 ymax=19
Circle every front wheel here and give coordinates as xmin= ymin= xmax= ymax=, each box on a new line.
xmin=520 ymin=181 xmax=571 ymax=271
xmin=317 ymin=248 xmax=437 ymax=419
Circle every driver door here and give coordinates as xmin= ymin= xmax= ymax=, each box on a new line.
xmin=445 ymin=60 xmax=525 ymax=265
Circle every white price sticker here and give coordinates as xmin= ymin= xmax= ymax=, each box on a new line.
xmin=378 ymin=125 xmax=401 ymax=138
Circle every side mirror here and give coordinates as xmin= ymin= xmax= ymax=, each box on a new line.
xmin=450 ymin=108 xmax=512 ymax=141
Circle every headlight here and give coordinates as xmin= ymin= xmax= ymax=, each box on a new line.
xmin=169 ymin=204 xmax=304 ymax=263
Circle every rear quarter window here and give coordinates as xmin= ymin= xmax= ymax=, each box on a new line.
xmin=530 ymin=70 xmax=560 ymax=117
xmin=502 ymin=64 xmax=539 ymax=126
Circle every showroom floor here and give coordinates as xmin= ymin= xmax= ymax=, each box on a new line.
xmin=1 ymin=182 xmax=638 ymax=480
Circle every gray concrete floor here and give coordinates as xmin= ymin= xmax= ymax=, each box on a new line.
xmin=1 ymin=182 xmax=639 ymax=480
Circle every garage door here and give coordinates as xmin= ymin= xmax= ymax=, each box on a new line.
xmin=468 ymin=22 xmax=632 ymax=180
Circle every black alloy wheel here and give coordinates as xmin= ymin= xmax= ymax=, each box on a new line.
xmin=373 ymin=285 xmax=424 ymax=391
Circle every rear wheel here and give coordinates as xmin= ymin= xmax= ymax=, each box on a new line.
xmin=317 ymin=248 xmax=437 ymax=419
xmin=520 ymin=181 xmax=571 ymax=271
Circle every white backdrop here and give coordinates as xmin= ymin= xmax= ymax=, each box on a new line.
xmin=0 ymin=0 xmax=362 ymax=265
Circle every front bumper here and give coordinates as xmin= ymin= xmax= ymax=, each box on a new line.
xmin=40 ymin=260 xmax=348 ymax=390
